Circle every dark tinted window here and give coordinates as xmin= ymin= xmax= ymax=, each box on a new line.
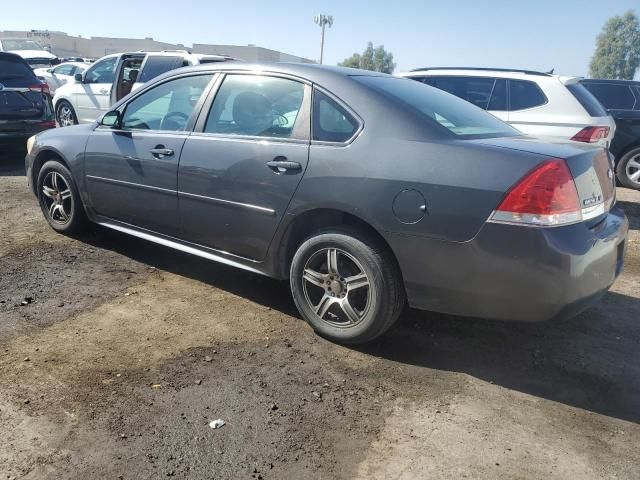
xmin=566 ymin=83 xmax=607 ymax=117
xmin=582 ymin=83 xmax=636 ymax=110
xmin=355 ymin=76 xmax=518 ymax=138
xmin=205 ymin=74 xmax=305 ymax=138
xmin=509 ymin=80 xmax=547 ymax=110
xmin=313 ymin=90 xmax=358 ymax=142
xmin=138 ymin=56 xmax=184 ymax=83
xmin=488 ymin=78 xmax=507 ymax=111
xmin=428 ymin=76 xmax=495 ymax=110
xmin=0 ymin=56 xmax=37 ymax=86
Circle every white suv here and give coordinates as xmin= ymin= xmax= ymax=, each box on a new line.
xmin=53 ymin=50 xmax=234 ymax=126
xmin=397 ymin=67 xmax=616 ymax=147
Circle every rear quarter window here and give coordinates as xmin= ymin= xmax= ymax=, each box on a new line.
xmin=509 ymin=80 xmax=547 ymax=110
xmin=566 ymin=83 xmax=607 ymax=117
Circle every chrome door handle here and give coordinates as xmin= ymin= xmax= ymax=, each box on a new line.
xmin=266 ymin=158 xmax=301 ymax=173
xmin=150 ymin=147 xmax=174 ymax=158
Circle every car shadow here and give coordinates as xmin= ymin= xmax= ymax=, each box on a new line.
xmin=617 ymin=200 xmax=640 ymax=231
xmin=76 ymin=227 xmax=640 ymax=425
xmin=0 ymin=146 xmax=27 ymax=177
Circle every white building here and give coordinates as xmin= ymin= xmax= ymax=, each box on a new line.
xmin=0 ymin=30 xmax=314 ymax=63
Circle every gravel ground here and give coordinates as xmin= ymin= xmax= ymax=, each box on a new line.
xmin=1 ymin=147 xmax=639 ymax=479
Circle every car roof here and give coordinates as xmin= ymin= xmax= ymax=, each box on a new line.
xmin=0 ymin=51 xmax=29 ymax=63
xmin=581 ymin=78 xmax=640 ymax=86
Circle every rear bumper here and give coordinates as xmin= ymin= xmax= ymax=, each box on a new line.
xmin=0 ymin=121 xmax=54 ymax=143
xmin=387 ymin=207 xmax=629 ymax=322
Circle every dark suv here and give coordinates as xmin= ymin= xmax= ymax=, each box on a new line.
xmin=0 ymin=52 xmax=55 ymax=146
xmin=582 ymin=79 xmax=640 ymax=190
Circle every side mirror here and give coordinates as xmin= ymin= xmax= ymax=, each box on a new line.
xmin=100 ymin=111 xmax=121 ymax=128
xmin=46 ymin=68 xmax=52 ymax=73
xmin=74 ymin=73 xmax=83 ymax=83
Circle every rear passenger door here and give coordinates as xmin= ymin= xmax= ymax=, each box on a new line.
xmin=177 ymin=73 xmax=311 ymax=261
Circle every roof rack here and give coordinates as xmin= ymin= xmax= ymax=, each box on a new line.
xmin=408 ymin=67 xmax=553 ymax=77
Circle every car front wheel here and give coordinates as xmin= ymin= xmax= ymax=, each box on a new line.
xmin=616 ymin=147 xmax=640 ymax=190
xmin=56 ymin=100 xmax=78 ymax=127
xmin=36 ymin=160 xmax=88 ymax=233
xmin=290 ymin=229 xmax=405 ymax=344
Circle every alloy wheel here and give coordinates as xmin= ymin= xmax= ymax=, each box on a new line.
xmin=58 ymin=105 xmax=75 ymax=127
xmin=301 ymin=247 xmax=372 ymax=328
xmin=626 ymin=153 xmax=640 ymax=187
xmin=41 ymin=171 xmax=73 ymax=225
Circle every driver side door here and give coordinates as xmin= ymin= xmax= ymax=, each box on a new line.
xmin=84 ymin=73 xmax=216 ymax=236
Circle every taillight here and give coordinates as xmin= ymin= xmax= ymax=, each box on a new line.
xmin=571 ymin=126 xmax=609 ymax=143
xmin=489 ymin=159 xmax=581 ymax=226
xmin=28 ymin=83 xmax=50 ymax=94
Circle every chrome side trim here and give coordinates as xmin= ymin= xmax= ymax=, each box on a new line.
xmin=97 ymin=221 xmax=266 ymax=276
xmin=86 ymin=175 xmax=176 ymax=195
xmin=178 ymin=191 xmax=275 ymax=215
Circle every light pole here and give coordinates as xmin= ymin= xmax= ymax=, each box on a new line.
xmin=314 ymin=14 xmax=333 ymax=64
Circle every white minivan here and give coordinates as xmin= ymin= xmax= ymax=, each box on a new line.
xmin=398 ymin=67 xmax=616 ymax=147
xmin=53 ymin=50 xmax=234 ymax=126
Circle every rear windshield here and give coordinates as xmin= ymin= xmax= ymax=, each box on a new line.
xmin=0 ymin=57 xmax=37 ymax=86
xmin=566 ymin=83 xmax=607 ymax=117
xmin=354 ymin=76 xmax=518 ymax=138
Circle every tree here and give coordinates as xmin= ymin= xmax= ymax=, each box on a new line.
xmin=339 ymin=42 xmax=396 ymax=74
xmin=589 ymin=10 xmax=640 ymax=79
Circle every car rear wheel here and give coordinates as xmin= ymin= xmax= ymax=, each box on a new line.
xmin=56 ymin=100 xmax=78 ymax=127
xmin=290 ymin=229 xmax=405 ymax=344
xmin=36 ymin=160 xmax=88 ymax=233
xmin=616 ymin=147 xmax=640 ymax=190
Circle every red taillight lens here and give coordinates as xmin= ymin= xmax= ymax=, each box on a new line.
xmin=28 ymin=83 xmax=50 ymax=94
xmin=490 ymin=159 xmax=581 ymax=226
xmin=571 ymin=126 xmax=609 ymax=143
xmin=39 ymin=120 xmax=56 ymax=128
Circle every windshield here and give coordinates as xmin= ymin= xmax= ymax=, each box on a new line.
xmin=1 ymin=39 xmax=45 ymax=51
xmin=354 ymin=75 xmax=519 ymax=139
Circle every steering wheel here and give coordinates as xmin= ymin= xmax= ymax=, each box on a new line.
xmin=160 ymin=111 xmax=189 ymax=131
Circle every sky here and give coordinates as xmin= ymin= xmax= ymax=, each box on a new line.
xmin=2 ymin=0 xmax=638 ymax=77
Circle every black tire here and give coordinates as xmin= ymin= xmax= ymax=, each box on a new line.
xmin=36 ymin=160 xmax=88 ymax=234
xmin=615 ymin=147 xmax=640 ymax=190
xmin=56 ymin=100 xmax=78 ymax=127
xmin=290 ymin=228 xmax=405 ymax=344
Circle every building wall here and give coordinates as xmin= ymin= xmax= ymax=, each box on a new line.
xmin=0 ymin=30 xmax=313 ymax=63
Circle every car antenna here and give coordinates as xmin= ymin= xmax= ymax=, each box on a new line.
xmin=547 ymin=68 xmax=554 ymax=74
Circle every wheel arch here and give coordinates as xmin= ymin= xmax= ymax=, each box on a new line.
xmin=273 ymin=207 xmax=402 ymax=280
xmin=31 ymin=149 xmax=71 ymax=190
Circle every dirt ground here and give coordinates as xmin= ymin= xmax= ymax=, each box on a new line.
xmin=1 ymin=146 xmax=639 ymax=480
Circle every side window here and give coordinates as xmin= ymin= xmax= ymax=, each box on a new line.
xmin=313 ymin=90 xmax=358 ymax=143
xmin=583 ymin=83 xmax=636 ymax=110
xmin=509 ymin=80 xmax=547 ymax=110
xmin=53 ymin=65 xmax=74 ymax=76
xmin=121 ymin=74 xmax=213 ymax=131
xmin=138 ymin=56 xmax=184 ymax=83
xmin=204 ymin=74 xmax=305 ymax=138
xmin=84 ymin=57 xmax=117 ymax=84
xmin=487 ymin=78 xmax=507 ymax=111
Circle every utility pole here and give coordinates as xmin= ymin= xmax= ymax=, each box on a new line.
xmin=314 ymin=14 xmax=333 ymax=64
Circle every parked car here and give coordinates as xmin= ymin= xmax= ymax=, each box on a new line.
xmin=0 ymin=52 xmax=55 ymax=145
xmin=25 ymin=64 xmax=628 ymax=344
xmin=398 ymin=67 xmax=616 ymax=147
xmin=0 ymin=37 xmax=60 ymax=68
xmin=33 ymin=62 xmax=89 ymax=94
xmin=581 ymin=79 xmax=640 ymax=190
xmin=52 ymin=50 xmax=235 ymax=126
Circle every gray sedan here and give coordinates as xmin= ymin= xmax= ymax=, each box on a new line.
xmin=25 ymin=63 xmax=628 ymax=344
